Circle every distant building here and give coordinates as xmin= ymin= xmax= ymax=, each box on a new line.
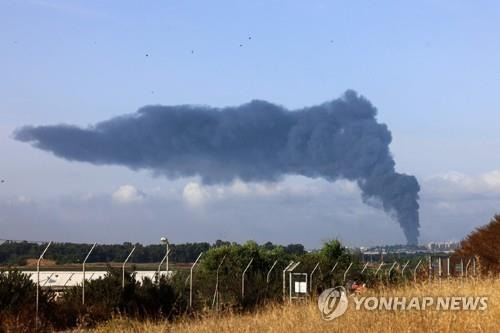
xmin=426 ymin=241 xmax=460 ymax=252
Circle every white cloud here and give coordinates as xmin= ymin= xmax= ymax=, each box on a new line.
xmin=182 ymin=182 xmax=207 ymax=206
xmin=419 ymin=170 xmax=500 ymax=235
xmin=7 ymin=172 xmax=499 ymax=247
xmin=230 ymin=180 xmax=251 ymax=195
xmin=112 ymin=185 xmax=145 ymax=203
xmin=481 ymin=170 xmax=500 ymax=189
xmin=424 ymin=170 xmax=500 ymax=197
xmin=180 ymin=177 xmax=360 ymax=207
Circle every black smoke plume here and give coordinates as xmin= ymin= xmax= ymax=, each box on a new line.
xmin=14 ymin=90 xmax=420 ymax=244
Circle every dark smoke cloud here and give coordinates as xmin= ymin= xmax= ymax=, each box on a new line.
xmin=14 ymin=90 xmax=420 ymax=244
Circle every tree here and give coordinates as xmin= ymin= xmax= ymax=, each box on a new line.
xmin=284 ymin=243 xmax=305 ymax=255
xmin=319 ymin=239 xmax=346 ymax=267
xmin=455 ymin=215 xmax=500 ymax=274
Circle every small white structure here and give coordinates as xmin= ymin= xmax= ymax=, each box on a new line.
xmin=294 ymin=281 xmax=307 ymax=293
xmin=20 ymin=270 xmax=174 ymax=289
xmin=289 ymin=272 xmax=308 ymax=302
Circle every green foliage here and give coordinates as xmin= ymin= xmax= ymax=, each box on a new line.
xmin=0 ymin=241 xmax=212 ymax=265
xmin=319 ymin=239 xmax=344 ymax=266
xmin=0 ymin=268 xmax=179 ymax=331
xmin=0 ymin=239 xmax=367 ymax=331
xmin=55 ymin=269 xmax=178 ymax=328
xmin=0 ymin=240 xmax=305 ymax=265
xmin=0 ymin=270 xmax=36 ymax=312
xmin=283 ymin=243 xmax=306 ymax=255
xmin=0 ymin=269 xmax=56 ymax=332
xmin=192 ymin=241 xmax=296 ymax=311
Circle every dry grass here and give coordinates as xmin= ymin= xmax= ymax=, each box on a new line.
xmin=82 ymin=278 xmax=499 ymax=333
xmin=23 ymin=258 xmax=57 ymax=267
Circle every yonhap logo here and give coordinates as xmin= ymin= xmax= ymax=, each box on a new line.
xmin=317 ymin=286 xmax=349 ymax=321
xmin=317 ymin=289 xmax=489 ymax=322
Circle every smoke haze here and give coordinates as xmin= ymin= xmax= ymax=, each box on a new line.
xmin=14 ymin=90 xmax=420 ymax=244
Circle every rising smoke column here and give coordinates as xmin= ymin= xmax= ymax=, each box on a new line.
xmin=14 ymin=90 xmax=420 ymax=244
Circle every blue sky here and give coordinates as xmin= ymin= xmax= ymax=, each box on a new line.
xmin=1 ymin=1 xmax=500 ymax=247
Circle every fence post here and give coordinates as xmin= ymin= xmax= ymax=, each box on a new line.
xmin=156 ymin=249 xmax=170 ymax=281
xmin=282 ymin=261 xmax=294 ymax=300
xmin=465 ymin=258 xmax=472 ymax=278
xmin=241 ymin=258 xmax=254 ymax=299
xmin=266 ymin=260 xmax=278 ymax=284
xmin=36 ymin=241 xmax=52 ymax=331
xmin=309 ymin=262 xmax=320 ymax=295
xmin=163 ymin=239 xmax=170 ymax=273
xmin=438 ymin=257 xmax=442 ymax=282
xmin=361 ymin=262 xmax=369 ymax=274
xmin=401 ymin=260 xmax=410 ymax=278
xmin=387 ymin=262 xmax=397 ymax=284
xmin=329 ymin=261 xmax=339 ymax=286
xmin=330 ymin=261 xmax=339 ymax=274
xmin=82 ymin=243 xmax=96 ymax=305
xmin=428 ymin=256 xmax=432 ymax=283
xmin=447 ymin=257 xmax=450 ymax=278
xmin=343 ymin=262 xmax=353 ymax=284
xmin=413 ymin=259 xmax=422 ymax=283
xmin=122 ymin=246 xmax=136 ymax=289
xmin=288 ymin=262 xmax=301 ymax=302
xmin=189 ymin=252 xmax=203 ymax=308
xmin=374 ymin=262 xmax=385 ymax=276
xmin=212 ymin=254 xmax=226 ymax=311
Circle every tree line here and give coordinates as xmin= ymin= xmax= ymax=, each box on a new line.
xmin=0 ymin=240 xmax=306 ymax=265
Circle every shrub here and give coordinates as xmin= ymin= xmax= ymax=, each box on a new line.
xmin=55 ymin=268 xmax=178 ymax=328
xmin=0 ymin=269 xmax=56 ymax=332
xmin=455 ymin=215 xmax=500 ymax=274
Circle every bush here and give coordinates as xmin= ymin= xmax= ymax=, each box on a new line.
xmin=0 ymin=269 xmax=56 ymax=332
xmin=455 ymin=215 xmax=500 ymax=274
xmin=54 ymin=268 xmax=178 ymax=328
